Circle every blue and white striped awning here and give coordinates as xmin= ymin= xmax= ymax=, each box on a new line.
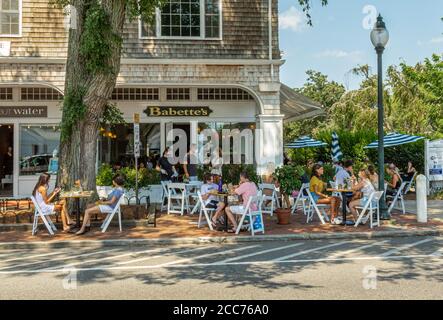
xmin=364 ymin=132 xmax=424 ymax=149
xmin=331 ymin=132 xmax=343 ymax=162
xmin=285 ymin=136 xmax=327 ymax=149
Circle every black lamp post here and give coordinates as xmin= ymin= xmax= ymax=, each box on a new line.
xmin=371 ymin=14 xmax=390 ymax=219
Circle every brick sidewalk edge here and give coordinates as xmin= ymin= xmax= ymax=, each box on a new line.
xmin=0 ymin=228 xmax=441 ymax=250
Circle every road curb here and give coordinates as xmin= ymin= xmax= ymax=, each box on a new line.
xmin=0 ymin=228 xmax=440 ymax=250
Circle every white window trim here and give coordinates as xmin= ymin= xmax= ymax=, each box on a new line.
xmin=138 ymin=0 xmax=222 ymax=41
xmin=0 ymin=0 xmax=22 ymax=37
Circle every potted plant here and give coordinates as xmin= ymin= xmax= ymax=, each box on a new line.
xmin=272 ymin=165 xmax=304 ymax=225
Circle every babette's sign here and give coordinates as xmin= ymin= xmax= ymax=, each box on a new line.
xmin=145 ymin=106 xmax=213 ymax=117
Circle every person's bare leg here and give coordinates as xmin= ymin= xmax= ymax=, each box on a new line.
xmin=349 ymin=200 xmax=359 ymax=220
xmin=76 ymin=206 xmax=100 ymax=234
xmin=224 ymin=207 xmax=238 ymax=230
xmin=211 ymin=202 xmax=225 ymax=225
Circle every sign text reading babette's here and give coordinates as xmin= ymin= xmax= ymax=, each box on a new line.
xmin=145 ymin=106 xmax=213 ymax=117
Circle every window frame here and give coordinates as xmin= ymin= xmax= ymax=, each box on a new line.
xmin=0 ymin=0 xmax=22 ymax=37
xmin=138 ymin=0 xmax=222 ymax=41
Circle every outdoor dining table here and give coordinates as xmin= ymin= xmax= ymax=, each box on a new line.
xmin=327 ymin=188 xmax=354 ymax=226
xmin=60 ymin=191 xmax=94 ymax=229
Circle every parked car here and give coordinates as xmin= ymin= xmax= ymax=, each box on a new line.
xmin=20 ymin=154 xmax=52 ymax=175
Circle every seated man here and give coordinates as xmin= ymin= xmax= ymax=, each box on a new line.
xmin=224 ymin=171 xmax=259 ymax=233
xmin=75 ymin=174 xmax=125 ymax=235
xmin=200 ymin=173 xmax=225 ymax=228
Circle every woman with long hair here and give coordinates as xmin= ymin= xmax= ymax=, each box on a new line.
xmin=32 ymin=173 xmax=73 ymax=232
xmin=309 ymin=164 xmax=341 ymax=223
xmin=367 ymin=165 xmax=379 ymax=189
xmin=349 ymin=168 xmax=376 ymax=220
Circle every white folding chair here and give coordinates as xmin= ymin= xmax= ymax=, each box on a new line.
xmin=160 ymin=180 xmax=172 ymax=212
xmin=101 ymin=195 xmax=125 ymax=233
xmin=258 ymin=183 xmax=279 ymax=216
xmin=306 ymin=192 xmax=329 ymax=224
xmin=354 ymin=191 xmax=384 ymax=229
xmin=233 ymin=191 xmax=264 ymax=236
xmin=167 ymin=183 xmax=187 ymax=215
xmin=387 ymin=181 xmax=408 ymax=215
xmin=31 ymin=196 xmax=57 ymax=236
xmin=403 ymin=172 xmax=417 ymax=195
xmin=196 ymin=191 xmax=216 ymax=230
xmin=291 ymin=183 xmax=310 ymax=215
xmin=185 ymin=181 xmax=203 ymax=214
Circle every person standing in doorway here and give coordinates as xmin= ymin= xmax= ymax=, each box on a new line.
xmin=4 ymin=146 xmax=13 ymax=176
xmin=157 ymin=147 xmax=178 ymax=181
xmin=183 ymin=143 xmax=198 ymax=182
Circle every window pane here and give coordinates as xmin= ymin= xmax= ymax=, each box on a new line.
xmin=20 ymin=126 xmax=61 ymax=176
xmin=11 ymin=0 xmax=18 ymax=10
xmin=161 ymin=14 xmax=170 ymax=25
xmin=171 ymin=26 xmax=180 ymax=36
xmin=191 ymin=27 xmax=200 ymax=37
xmin=161 ymin=26 xmax=171 ymax=36
xmin=1 ymin=0 xmax=10 ymax=11
xmin=171 ymin=14 xmax=180 ymax=26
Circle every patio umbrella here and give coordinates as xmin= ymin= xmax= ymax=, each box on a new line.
xmin=364 ymin=132 xmax=424 ymax=149
xmin=285 ymin=136 xmax=327 ymax=149
xmin=331 ymin=132 xmax=343 ymax=162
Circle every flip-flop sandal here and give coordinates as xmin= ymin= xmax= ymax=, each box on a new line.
xmin=227 ymin=228 xmax=236 ymax=233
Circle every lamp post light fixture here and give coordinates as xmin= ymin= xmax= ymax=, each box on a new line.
xmin=371 ymin=14 xmax=390 ymax=219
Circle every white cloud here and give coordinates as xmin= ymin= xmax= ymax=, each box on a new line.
xmin=279 ymin=6 xmax=307 ymax=32
xmin=315 ymin=50 xmax=363 ymax=60
xmin=430 ymin=37 xmax=443 ymax=44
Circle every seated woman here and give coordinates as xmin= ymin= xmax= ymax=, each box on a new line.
xmin=224 ymin=171 xmax=258 ymax=233
xmin=386 ymin=165 xmax=402 ymax=197
xmin=309 ymin=164 xmax=341 ymax=223
xmin=32 ymin=173 xmax=73 ymax=232
xmin=403 ymin=161 xmax=417 ymax=182
xmin=200 ymin=173 xmax=226 ymax=228
xmin=367 ymin=165 xmax=379 ymax=190
xmin=349 ymin=168 xmax=376 ymax=221
xmin=76 ymin=175 xmax=125 ymax=235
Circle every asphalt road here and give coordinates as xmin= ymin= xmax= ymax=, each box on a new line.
xmin=0 ymin=236 xmax=441 ymax=300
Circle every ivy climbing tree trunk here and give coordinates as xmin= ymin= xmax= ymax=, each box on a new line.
xmin=58 ymin=0 xmax=126 ymax=199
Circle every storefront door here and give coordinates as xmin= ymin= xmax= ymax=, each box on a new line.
xmin=0 ymin=124 xmax=13 ymax=197
xmin=165 ymin=122 xmax=191 ymax=153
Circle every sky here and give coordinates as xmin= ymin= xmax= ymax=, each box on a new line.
xmin=278 ymin=0 xmax=443 ymax=90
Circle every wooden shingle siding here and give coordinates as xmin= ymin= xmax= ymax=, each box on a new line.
xmin=0 ymin=0 xmax=279 ymax=59
xmin=0 ymin=0 xmax=68 ymax=57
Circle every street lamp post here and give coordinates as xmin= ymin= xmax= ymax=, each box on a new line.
xmin=371 ymin=14 xmax=390 ymax=219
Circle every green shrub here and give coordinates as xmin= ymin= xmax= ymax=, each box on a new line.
xmin=221 ymin=164 xmax=259 ymax=185
xmin=273 ymin=165 xmax=305 ymax=195
xmin=96 ymin=164 xmax=114 ymax=186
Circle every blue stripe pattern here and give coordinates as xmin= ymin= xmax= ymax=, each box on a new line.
xmin=331 ymin=132 xmax=343 ymax=161
xmin=364 ymin=132 xmax=424 ymax=149
xmin=285 ymin=136 xmax=328 ymax=149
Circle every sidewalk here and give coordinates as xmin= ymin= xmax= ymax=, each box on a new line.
xmin=0 ymin=201 xmax=442 ymax=246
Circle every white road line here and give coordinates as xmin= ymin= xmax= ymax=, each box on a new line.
xmin=36 ymin=248 xmax=161 ymax=271
xmin=0 ymin=251 xmax=60 ymax=264
xmin=213 ymin=242 xmax=305 ymax=264
xmin=0 ymin=253 xmax=440 ymax=274
xmin=0 ymin=248 xmax=119 ymax=271
xmin=154 ymin=245 xmax=260 ymax=267
xmin=380 ymin=238 xmax=434 ymax=257
xmin=116 ymin=246 xmax=210 ymax=265
xmin=328 ymin=240 xmax=389 ymax=258
xmin=431 ymin=248 xmax=442 ymax=257
xmin=272 ymin=241 xmax=348 ymax=262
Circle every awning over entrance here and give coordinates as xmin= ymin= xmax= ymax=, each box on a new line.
xmin=280 ymin=83 xmax=324 ymax=122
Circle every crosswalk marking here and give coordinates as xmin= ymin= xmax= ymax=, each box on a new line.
xmin=271 ymin=241 xmax=348 ymax=262
xmin=0 ymin=248 xmax=119 ymax=271
xmin=154 ymin=245 xmax=260 ymax=267
xmin=430 ymin=248 xmax=442 ymax=257
xmin=213 ymin=242 xmax=305 ymax=264
xmin=328 ymin=240 xmax=389 ymax=258
xmin=0 ymin=251 xmax=60 ymax=264
xmin=380 ymin=238 xmax=434 ymax=257
xmin=37 ymin=248 xmax=162 ymax=271
xmin=116 ymin=246 xmax=210 ymax=265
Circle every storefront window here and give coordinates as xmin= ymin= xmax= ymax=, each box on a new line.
xmin=98 ymin=124 xmax=161 ymax=168
xmin=20 ymin=125 xmax=60 ymax=176
xmin=198 ymin=122 xmax=255 ymax=164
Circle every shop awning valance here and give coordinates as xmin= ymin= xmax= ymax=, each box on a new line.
xmin=280 ymin=83 xmax=324 ymax=123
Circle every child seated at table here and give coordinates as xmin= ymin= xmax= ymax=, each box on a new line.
xmin=75 ymin=175 xmax=125 ymax=235
xmin=200 ymin=173 xmax=225 ymax=228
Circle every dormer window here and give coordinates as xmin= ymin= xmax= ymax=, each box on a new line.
xmin=140 ymin=0 xmax=221 ymax=40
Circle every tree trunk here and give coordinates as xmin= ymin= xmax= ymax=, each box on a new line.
xmin=58 ymin=0 xmax=126 ymax=205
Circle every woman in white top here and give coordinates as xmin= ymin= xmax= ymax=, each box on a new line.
xmin=349 ymin=168 xmax=375 ymax=220
xmin=32 ymin=173 xmax=73 ymax=232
